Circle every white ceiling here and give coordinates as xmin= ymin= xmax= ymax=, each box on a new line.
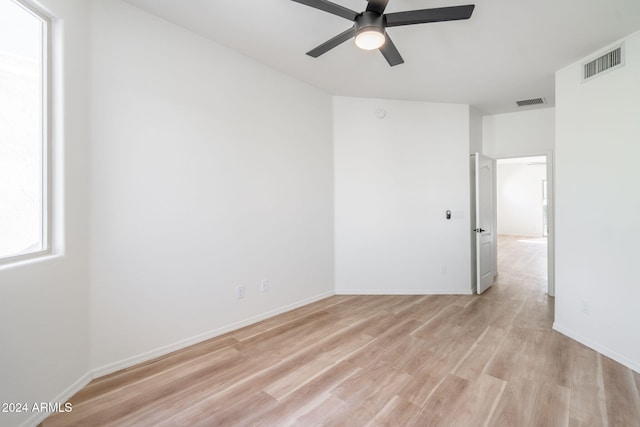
xmin=123 ymin=0 xmax=640 ymax=115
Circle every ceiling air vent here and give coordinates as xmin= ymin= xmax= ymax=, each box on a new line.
xmin=515 ymin=97 xmax=546 ymax=107
xmin=583 ymin=45 xmax=624 ymax=81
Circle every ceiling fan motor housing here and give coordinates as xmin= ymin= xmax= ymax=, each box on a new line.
xmin=356 ymin=11 xmax=385 ymax=35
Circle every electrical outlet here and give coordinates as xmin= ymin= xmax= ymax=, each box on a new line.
xmin=236 ymin=285 xmax=245 ymax=299
xmin=261 ymin=279 xmax=269 ymax=292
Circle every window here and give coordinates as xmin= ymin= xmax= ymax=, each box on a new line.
xmin=0 ymin=0 xmax=50 ymax=263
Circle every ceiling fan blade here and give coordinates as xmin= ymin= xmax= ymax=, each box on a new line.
xmin=291 ymin=0 xmax=359 ymax=21
xmin=385 ymin=5 xmax=475 ymax=27
xmin=379 ymin=33 xmax=404 ymax=66
xmin=366 ymin=0 xmax=389 ymax=14
xmin=306 ymin=26 xmax=357 ymax=57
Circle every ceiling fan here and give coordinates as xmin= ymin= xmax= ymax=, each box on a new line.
xmin=291 ymin=0 xmax=475 ymax=66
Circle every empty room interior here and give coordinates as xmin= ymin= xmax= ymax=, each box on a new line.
xmin=1 ymin=0 xmax=640 ymax=426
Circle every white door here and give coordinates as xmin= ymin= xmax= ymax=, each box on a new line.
xmin=475 ymin=153 xmax=497 ymax=294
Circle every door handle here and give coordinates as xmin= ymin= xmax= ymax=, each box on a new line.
xmin=474 ymin=228 xmax=486 ymax=233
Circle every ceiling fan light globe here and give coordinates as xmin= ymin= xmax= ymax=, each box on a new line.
xmin=355 ymin=30 xmax=385 ymax=50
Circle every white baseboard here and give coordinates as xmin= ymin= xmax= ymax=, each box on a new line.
xmin=335 ymin=289 xmax=473 ymax=295
xmin=20 ymin=371 xmax=93 ymax=427
xmin=553 ymin=322 xmax=640 ymax=373
xmin=92 ymin=290 xmax=335 ymax=378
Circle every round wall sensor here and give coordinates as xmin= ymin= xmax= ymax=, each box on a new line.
xmin=375 ymin=107 xmax=386 ymax=119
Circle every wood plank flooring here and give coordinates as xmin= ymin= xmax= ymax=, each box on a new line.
xmin=42 ymin=235 xmax=640 ymax=426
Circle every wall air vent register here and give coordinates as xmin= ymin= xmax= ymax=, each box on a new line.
xmin=515 ymin=97 xmax=546 ymax=107
xmin=583 ymin=45 xmax=624 ymax=81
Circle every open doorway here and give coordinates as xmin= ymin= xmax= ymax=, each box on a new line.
xmin=496 ymin=156 xmax=550 ymax=296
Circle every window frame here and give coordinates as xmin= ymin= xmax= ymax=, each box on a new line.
xmin=0 ymin=0 xmax=53 ymax=266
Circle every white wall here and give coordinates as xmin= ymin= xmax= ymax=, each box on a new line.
xmin=483 ymin=108 xmax=555 ymax=157
xmin=554 ymin=31 xmax=640 ymax=372
xmin=0 ymin=1 xmax=91 ymax=426
xmin=497 ymin=162 xmax=546 ymax=237
xmin=334 ymin=97 xmax=473 ymax=294
xmin=469 ymin=106 xmax=483 ymax=154
xmin=89 ymin=0 xmax=334 ymax=371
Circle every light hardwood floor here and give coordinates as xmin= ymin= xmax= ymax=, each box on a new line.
xmin=43 ymin=235 xmax=640 ymax=426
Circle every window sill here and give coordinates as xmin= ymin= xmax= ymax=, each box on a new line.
xmin=0 ymin=250 xmax=60 ymax=272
